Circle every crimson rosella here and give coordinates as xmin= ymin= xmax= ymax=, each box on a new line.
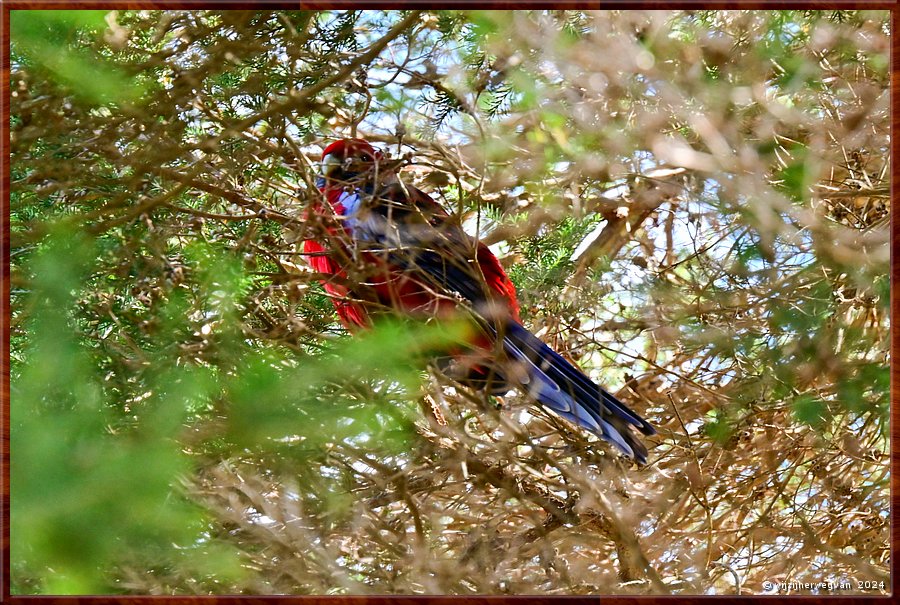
xmin=302 ymin=138 xmax=655 ymax=463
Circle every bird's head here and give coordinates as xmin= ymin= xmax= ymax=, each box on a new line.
xmin=318 ymin=138 xmax=385 ymax=189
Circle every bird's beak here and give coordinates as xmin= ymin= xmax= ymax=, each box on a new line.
xmin=322 ymin=153 xmax=342 ymax=178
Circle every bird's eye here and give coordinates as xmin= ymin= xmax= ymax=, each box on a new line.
xmin=345 ymin=154 xmax=373 ymax=171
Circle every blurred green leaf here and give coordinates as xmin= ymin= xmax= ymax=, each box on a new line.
xmin=11 ymin=231 xmax=242 ymax=594
xmin=704 ymin=411 xmax=732 ymax=444
xmin=792 ymin=394 xmax=827 ymax=427
xmin=470 ymin=11 xmax=500 ymax=40
xmin=11 ymin=10 xmax=144 ymax=105
xmin=777 ymin=160 xmax=810 ymax=203
xmin=225 ymin=318 xmax=470 ymax=450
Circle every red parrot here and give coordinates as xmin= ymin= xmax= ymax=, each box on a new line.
xmin=302 ymin=138 xmax=655 ymax=463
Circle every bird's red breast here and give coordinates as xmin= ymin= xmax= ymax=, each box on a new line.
xmin=305 ymin=140 xmax=519 ymax=329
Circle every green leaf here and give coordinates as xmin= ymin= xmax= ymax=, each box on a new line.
xmin=792 ymin=394 xmax=827 ymax=427
xmin=11 ymin=10 xmax=145 ymax=105
xmin=777 ymin=160 xmax=809 ymax=202
xmin=704 ymin=411 xmax=732 ymax=444
xmin=12 ymin=231 xmax=226 ymax=594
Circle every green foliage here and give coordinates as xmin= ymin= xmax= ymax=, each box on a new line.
xmin=11 ymin=228 xmax=467 ymax=593
xmin=792 ymin=393 xmax=827 ymax=427
xmin=10 ymin=10 xmax=144 ymax=105
xmin=11 ymin=231 xmax=225 ymax=593
xmin=703 ymin=411 xmax=733 ymax=444
xmin=223 ymin=319 xmax=468 ymax=450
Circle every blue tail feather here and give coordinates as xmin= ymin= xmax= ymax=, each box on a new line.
xmin=502 ymin=321 xmax=654 ymax=464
